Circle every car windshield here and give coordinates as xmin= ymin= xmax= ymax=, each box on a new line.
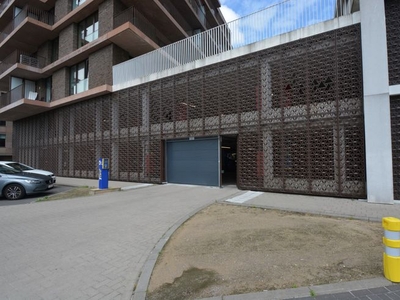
xmin=0 ymin=165 xmax=20 ymax=174
xmin=6 ymin=163 xmax=34 ymax=171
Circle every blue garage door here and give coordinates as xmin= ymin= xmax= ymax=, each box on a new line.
xmin=166 ymin=137 xmax=219 ymax=186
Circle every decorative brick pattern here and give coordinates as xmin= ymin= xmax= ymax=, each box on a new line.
xmin=386 ymin=0 xmax=400 ymax=85
xmin=13 ymin=24 xmax=365 ymax=198
xmin=391 ymin=95 xmax=400 ymax=200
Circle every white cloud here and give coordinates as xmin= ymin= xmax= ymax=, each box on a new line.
xmin=220 ymin=5 xmax=241 ymax=23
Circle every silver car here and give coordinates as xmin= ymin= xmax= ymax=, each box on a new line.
xmin=0 ymin=166 xmax=53 ymax=200
xmin=0 ymin=161 xmax=56 ymax=184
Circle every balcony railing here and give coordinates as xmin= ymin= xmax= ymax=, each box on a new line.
xmin=113 ymin=0 xmax=356 ymax=91
xmin=71 ymin=78 xmax=89 ymax=95
xmin=0 ymin=83 xmax=42 ymax=107
xmin=0 ymin=0 xmax=12 ymax=16
xmin=0 ymin=50 xmax=46 ymax=75
xmin=114 ymin=6 xmax=162 ymax=46
xmin=0 ymin=6 xmax=54 ymax=44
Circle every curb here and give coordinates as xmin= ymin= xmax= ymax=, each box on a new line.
xmin=131 ymin=200 xmax=216 ymax=300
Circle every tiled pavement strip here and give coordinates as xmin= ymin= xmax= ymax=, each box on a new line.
xmin=1 ymin=177 xmax=399 ymax=300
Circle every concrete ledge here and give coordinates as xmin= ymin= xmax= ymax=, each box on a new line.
xmin=89 ymin=187 xmax=121 ymax=195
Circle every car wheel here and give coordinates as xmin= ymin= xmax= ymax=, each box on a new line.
xmin=3 ymin=184 xmax=26 ymax=200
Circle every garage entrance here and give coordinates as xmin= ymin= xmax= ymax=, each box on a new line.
xmin=166 ymin=137 xmax=219 ymax=186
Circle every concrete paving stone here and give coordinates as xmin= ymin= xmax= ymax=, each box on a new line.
xmin=366 ymin=295 xmax=384 ymax=300
xmin=352 ymin=289 xmax=374 ymax=296
xmin=374 ymin=294 xmax=393 ymax=300
xmin=386 ymin=286 xmax=400 ymax=292
xmin=5 ymin=181 xmax=239 ymax=300
xmin=369 ymin=287 xmax=393 ymax=295
xmin=97 ymin=284 xmax=114 ymax=295
xmin=99 ymin=290 xmax=123 ymax=300
xmin=332 ymin=292 xmax=356 ymax=299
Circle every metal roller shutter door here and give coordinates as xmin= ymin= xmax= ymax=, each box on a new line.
xmin=166 ymin=138 xmax=219 ymax=186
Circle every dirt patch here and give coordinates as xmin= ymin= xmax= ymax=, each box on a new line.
xmin=147 ymin=203 xmax=383 ymax=300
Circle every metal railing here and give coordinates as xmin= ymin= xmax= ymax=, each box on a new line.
xmin=0 ymin=5 xmax=54 ymax=44
xmin=0 ymin=0 xmax=12 ymax=16
xmin=0 ymin=84 xmax=24 ymax=107
xmin=0 ymin=83 xmax=44 ymax=107
xmin=113 ymin=0 xmax=352 ymax=90
xmin=0 ymin=50 xmax=46 ymax=75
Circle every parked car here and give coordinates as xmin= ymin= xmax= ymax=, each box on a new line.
xmin=0 ymin=161 xmax=56 ymax=184
xmin=0 ymin=165 xmax=54 ymax=200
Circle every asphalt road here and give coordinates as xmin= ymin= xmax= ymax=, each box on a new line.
xmin=0 ymin=184 xmax=74 ymax=206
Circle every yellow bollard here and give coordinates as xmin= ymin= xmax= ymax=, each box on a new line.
xmin=382 ymin=217 xmax=400 ymax=282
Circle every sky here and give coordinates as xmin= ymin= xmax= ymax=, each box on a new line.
xmin=218 ymin=0 xmax=336 ymax=47
xmin=219 ymin=0 xmax=282 ymax=22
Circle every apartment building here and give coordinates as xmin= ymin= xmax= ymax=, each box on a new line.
xmin=0 ymin=0 xmax=225 ymax=159
xmin=1 ymin=0 xmax=400 ymax=204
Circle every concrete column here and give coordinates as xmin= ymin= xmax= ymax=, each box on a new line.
xmin=360 ymin=0 xmax=394 ymax=203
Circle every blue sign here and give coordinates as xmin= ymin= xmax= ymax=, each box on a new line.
xmin=98 ymin=158 xmax=109 ymax=189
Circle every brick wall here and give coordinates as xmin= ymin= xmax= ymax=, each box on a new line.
xmin=113 ymin=44 xmax=129 ymax=65
xmin=54 ymin=0 xmax=71 ymax=23
xmin=89 ymin=45 xmax=113 ymax=88
xmin=99 ymin=0 xmax=114 ymax=36
xmin=59 ymin=24 xmax=77 ymax=58
xmin=52 ymin=68 xmax=69 ymax=100
xmin=37 ymin=42 xmax=51 ymax=67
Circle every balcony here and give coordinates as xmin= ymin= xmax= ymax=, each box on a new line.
xmin=110 ymin=6 xmax=161 ymax=57
xmin=158 ymin=0 xmax=193 ymax=33
xmin=71 ymin=78 xmax=89 ymax=95
xmin=0 ymin=0 xmax=12 ymax=16
xmin=185 ymin=0 xmax=209 ymax=28
xmin=0 ymin=50 xmax=46 ymax=82
xmin=0 ymin=84 xmax=112 ymax=121
xmin=0 ymin=6 xmax=54 ymax=58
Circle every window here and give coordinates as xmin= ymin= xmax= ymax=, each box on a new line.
xmin=0 ymin=121 xmax=5 ymax=126
xmin=72 ymin=0 xmax=86 ymax=10
xmin=78 ymin=13 xmax=99 ymax=47
xmin=70 ymin=60 xmax=89 ymax=95
xmin=0 ymin=134 xmax=5 ymax=147
xmin=45 ymin=77 xmax=52 ymax=102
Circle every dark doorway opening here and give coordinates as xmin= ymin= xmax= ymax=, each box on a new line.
xmin=221 ymin=135 xmax=237 ymax=186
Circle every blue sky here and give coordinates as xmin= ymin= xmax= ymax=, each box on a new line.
xmin=219 ymin=0 xmax=282 ymax=22
xmin=218 ymin=0 xmax=337 ymax=47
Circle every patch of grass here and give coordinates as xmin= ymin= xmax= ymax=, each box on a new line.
xmin=36 ymin=186 xmax=92 ymax=202
xmin=310 ymin=288 xmax=316 ymax=297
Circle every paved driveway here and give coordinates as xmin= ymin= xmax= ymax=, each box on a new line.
xmin=0 ymin=184 xmax=239 ymax=300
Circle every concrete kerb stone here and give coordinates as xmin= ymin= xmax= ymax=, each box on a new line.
xmin=219 ymin=201 xmax=383 ymax=223
xmin=131 ymin=200 xmax=217 ymax=300
xmin=196 ymin=278 xmax=394 ymax=300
